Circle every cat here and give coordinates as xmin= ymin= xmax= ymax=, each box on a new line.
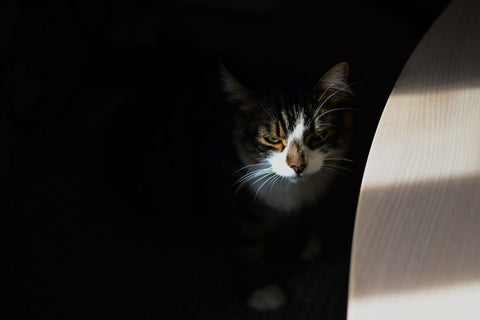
xmin=219 ymin=62 xmax=356 ymax=311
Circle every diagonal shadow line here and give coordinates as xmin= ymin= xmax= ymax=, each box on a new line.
xmin=351 ymin=173 xmax=480 ymax=299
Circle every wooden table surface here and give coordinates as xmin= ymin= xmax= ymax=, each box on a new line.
xmin=348 ymin=0 xmax=480 ymax=318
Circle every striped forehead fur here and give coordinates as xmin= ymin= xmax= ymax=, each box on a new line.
xmin=264 ymin=95 xmax=341 ymax=136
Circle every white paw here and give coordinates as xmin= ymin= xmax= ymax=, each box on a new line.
xmin=246 ymin=284 xmax=287 ymax=311
xmin=300 ymin=235 xmax=323 ymax=261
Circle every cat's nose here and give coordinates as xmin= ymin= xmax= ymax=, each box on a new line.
xmin=290 ymin=164 xmax=305 ymax=174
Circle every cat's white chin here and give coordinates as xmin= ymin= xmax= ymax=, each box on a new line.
xmin=251 ymin=171 xmax=329 ymax=213
xmin=287 ymin=175 xmax=306 ymax=183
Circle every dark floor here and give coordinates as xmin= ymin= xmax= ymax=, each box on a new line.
xmin=1 ymin=0 xmax=449 ymax=319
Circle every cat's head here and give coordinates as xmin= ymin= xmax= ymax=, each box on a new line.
xmin=221 ymin=62 xmax=354 ymax=187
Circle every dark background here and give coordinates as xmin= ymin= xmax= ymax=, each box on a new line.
xmin=1 ymin=0 xmax=449 ymax=319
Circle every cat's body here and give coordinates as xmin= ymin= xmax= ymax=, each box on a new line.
xmin=219 ymin=62 xmax=357 ymax=310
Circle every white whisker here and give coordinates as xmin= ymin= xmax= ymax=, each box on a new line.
xmin=320 ymin=167 xmax=347 ymax=181
xmin=254 ymin=172 xmax=278 ymax=202
xmin=235 ymin=170 xmax=262 ymax=184
xmin=233 ymin=163 xmax=265 ymax=175
xmin=233 ymin=167 xmax=272 ymax=195
xmin=309 ymin=79 xmax=365 ymax=127
xmin=316 ymin=107 xmax=360 ymax=120
xmin=314 ymin=83 xmax=352 ymax=117
xmin=316 ymin=78 xmax=365 ymax=109
xmin=267 ymin=175 xmax=282 ymax=196
xmin=321 ymin=165 xmax=356 ymax=182
xmin=315 ymin=77 xmax=340 ymax=105
xmin=249 ymin=170 xmax=273 ymax=187
xmin=323 ymin=163 xmax=356 ymax=174
xmin=324 ymin=157 xmax=356 ymax=163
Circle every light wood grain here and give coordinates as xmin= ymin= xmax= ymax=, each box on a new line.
xmin=348 ymin=0 xmax=480 ymax=318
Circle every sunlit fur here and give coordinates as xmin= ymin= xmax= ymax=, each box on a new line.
xmin=223 ymin=63 xmax=355 ymax=213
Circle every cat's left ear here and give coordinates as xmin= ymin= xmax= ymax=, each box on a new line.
xmin=220 ymin=64 xmax=257 ymax=112
xmin=314 ymin=62 xmax=353 ymax=96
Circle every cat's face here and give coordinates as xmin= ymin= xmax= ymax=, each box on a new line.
xmin=222 ymin=63 xmax=354 ymax=209
xmin=254 ymin=110 xmax=342 ymax=182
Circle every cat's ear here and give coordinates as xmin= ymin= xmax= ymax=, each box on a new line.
xmin=314 ymin=62 xmax=353 ymax=96
xmin=220 ymin=64 xmax=256 ymax=112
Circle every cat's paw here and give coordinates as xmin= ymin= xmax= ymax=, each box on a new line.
xmin=300 ymin=235 xmax=323 ymax=261
xmin=246 ymin=284 xmax=286 ymax=311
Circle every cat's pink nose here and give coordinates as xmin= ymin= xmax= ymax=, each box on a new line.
xmin=290 ymin=165 xmax=305 ymax=174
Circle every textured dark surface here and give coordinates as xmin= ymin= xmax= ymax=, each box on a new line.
xmin=1 ymin=0 xmax=448 ymax=319
xmin=157 ymin=255 xmax=350 ymax=320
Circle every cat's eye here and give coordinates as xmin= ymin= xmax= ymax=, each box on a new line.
xmin=307 ymin=129 xmax=331 ymax=148
xmin=265 ymin=136 xmax=281 ymax=144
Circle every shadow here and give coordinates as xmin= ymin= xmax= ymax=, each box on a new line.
xmin=391 ymin=0 xmax=480 ymax=94
xmin=351 ymin=173 xmax=480 ymax=299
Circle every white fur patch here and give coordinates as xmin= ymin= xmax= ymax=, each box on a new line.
xmin=289 ymin=115 xmax=306 ymax=142
xmin=268 ymin=149 xmax=296 ymax=178
xmin=247 ymin=285 xmax=286 ymax=311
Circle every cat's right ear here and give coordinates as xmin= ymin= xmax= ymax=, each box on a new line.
xmin=220 ymin=64 xmax=256 ymax=113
